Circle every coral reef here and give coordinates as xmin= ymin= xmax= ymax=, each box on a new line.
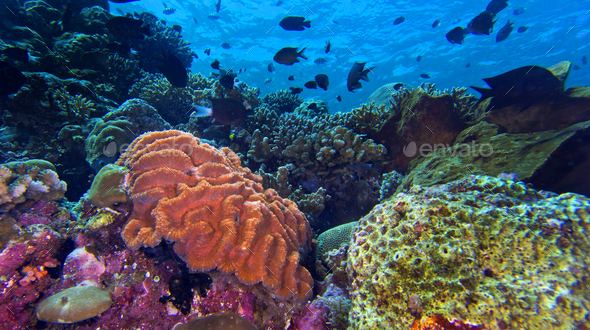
xmin=260 ymin=89 xmax=303 ymax=115
xmin=116 ymin=130 xmax=313 ymax=302
xmin=347 ymin=175 xmax=590 ymax=329
xmin=293 ymin=100 xmax=329 ymax=118
xmin=85 ymin=164 xmax=129 ymax=209
xmin=379 ymin=170 xmax=403 ymax=201
xmin=316 ymin=221 xmax=357 ymax=262
xmin=0 ymin=159 xmax=66 ymax=213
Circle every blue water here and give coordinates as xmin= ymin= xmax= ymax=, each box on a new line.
xmin=111 ymin=0 xmax=589 ymax=112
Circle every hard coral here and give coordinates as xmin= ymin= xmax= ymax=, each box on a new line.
xmin=116 ymin=130 xmax=313 ymax=301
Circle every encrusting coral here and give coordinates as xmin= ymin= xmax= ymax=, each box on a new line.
xmin=115 ymin=130 xmax=313 ymax=302
xmin=86 ymin=164 xmax=129 ymax=209
xmin=347 ymin=175 xmax=590 ymax=330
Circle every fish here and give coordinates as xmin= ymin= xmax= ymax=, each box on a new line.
xmin=347 ymin=62 xmax=375 ymax=92
xmin=204 ymin=48 xmax=211 ymax=55
xmin=208 ymin=14 xmax=220 ymax=20
xmin=109 ymin=0 xmax=140 ymax=2
xmin=416 ymin=55 xmax=422 ymax=62
xmin=324 ymin=40 xmax=331 ymax=53
xmin=172 ymin=24 xmax=182 ymax=33
xmin=513 ymin=6 xmax=526 ymax=15
xmin=466 ymin=62 xmax=471 ymax=68
xmin=304 ymin=81 xmax=317 ymax=89
xmin=289 ymin=87 xmax=303 ymax=94
xmin=393 ymin=83 xmax=403 ymax=90
xmin=393 ymin=16 xmax=405 ymax=25
xmin=193 ymin=18 xmax=198 ymax=24
xmin=315 ymin=74 xmax=329 ymax=91
xmin=162 ymin=2 xmax=176 ymax=15
xmin=161 ymin=19 xmax=166 ymax=25
xmin=264 ymin=78 xmax=273 ymax=84
xmin=2 ymin=47 xmax=28 ymax=63
xmin=432 ymin=19 xmax=440 ymax=28
xmin=336 ymin=95 xmax=342 ymax=101
xmin=486 ymin=0 xmax=508 ymax=15
xmin=211 ymin=59 xmax=220 ymax=69
xmin=496 ymin=20 xmax=513 ymax=42
xmin=573 ymin=65 xmax=581 ymax=70
xmin=216 ymin=0 xmax=221 ymax=13
xmin=276 ymin=0 xmax=283 ymax=5
xmin=81 ymin=51 xmax=109 ymax=70
xmin=468 ymin=11 xmax=496 ymax=35
xmin=268 ymin=63 xmax=274 ymax=72
xmin=288 ymin=75 xmax=294 ymax=81
xmin=106 ymin=16 xmax=151 ymax=39
xmin=446 ymin=26 xmax=467 ymax=44
xmin=0 ymin=60 xmax=26 ymax=95
xmin=279 ymin=16 xmax=311 ymax=31
xmin=420 ymin=73 xmax=431 ymax=79
xmin=219 ymin=74 xmax=234 ymax=89
xmin=470 ymin=65 xmax=562 ymax=112
xmin=314 ymin=58 xmax=327 ymax=65
xmin=273 ymin=47 xmax=307 ymax=65
xmin=154 ymin=47 xmax=188 ymax=87
xmin=190 ymin=98 xmax=246 ymax=125
xmin=517 ymin=26 xmax=528 ymax=33
xmin=583 ymin=55 xmax=587 ymax=65
xmin=221 ymin=42 xmax=231 ymax=49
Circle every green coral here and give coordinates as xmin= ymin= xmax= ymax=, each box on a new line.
xmin=86 ymin=164 xmax=129 ymax=209
xmin=347 ymin=175 xmax=590 ymax=329
xmin=316 ymin=221 xmax=357 ymax=261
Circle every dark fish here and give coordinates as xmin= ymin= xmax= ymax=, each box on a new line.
xmin=446 ymin=26 xmax=467 ymax=44
xmin=517 ymin=26 xmax=528 ymax=33
xmin=304 ymin=81 xmax=317 ymax=89
xmin=193 ymin=18 xmax=198 ymax=24
xmin=496 ymin=20 xmax=513 ymax=42
xmin=315 ymin=74 xmax=329 ymax=91
xmin=204 ymin=48 xmax=211 ymax=55
xmin=208 ymin=14 xmax=220 ymax=20
xmin=211 ymin=59 xmax=220 ymax=69
xmin=2 ymin=47 xmax=28 ymax=63
xmin=106 ymin=16 xmax=151 ymax=38
xmin=470 ymin=65 xmax=562 ymax=112
xmin=172 ymin=24 xmax=182 ymax=33
xmin=288 ymin=75 xmax=294 ymax=81
xmin=314 ymin=57 xmax=327 ymax=64
xmin=154 ymin=48 xmax=188 ymax=87
xmin=583 ymin=55 xmax=587 ymax=65
xmin=420 ymin=73 xmax=431 ymax=79
xmin=191 ymin=98 xmax=246 ymax=125
xmin=162 ymin=2 xmax=176 ymax=15
xmin=216 ymin=0 xmax=221 ymax=13
xmin=466 ymin=62 xmax=471 ymax=68
xmin=289 ymin=87 xmax=303 ymax=94
xmin=109 ymin=0 xmax=140 ymax=2
xmin=219 ymin=74 xmax=234 ymax=89
xmin=324 ymin=40 xmax=331 ymax=53
xmin=432 ymin=19 xmax=440 ymax=28
xmin=393 ymin=83 xmax=403 ymax=90
xmin=416 ymin=55 xmax=422 ymax=62
xmin=81 ymin=51 xmax=109 ymax=70
xmin=161 ymin=19 xmax=166 ymax=25
xmin=221 ymin=42 xmax=231 ymax=49
xmin=276 ymin=0 xmax=283 ymax=5
xmin=336 ymin=95 xmax=342 ymax=102
xmin=573 ymin=65 xmax=581 ymax=70
xmin=513 ymin=6 xmax=526 ymax=15
xmin=486 ymin=0 xmax=508 ymax=15
xmin=273 ymin=47 xmax=307 ymax=65
xmin=393 ymin=16 xmax=405 ymax=25
xmin=202 ymin=128 xmax=230 ymax=140
xmin=268 ymin=63 xmax=274 ymax=72
xmin=279 ymin=16 xmax=311 ymax=31
xmin=468 ymin=11 xmax=497 ymax=35
xmin=347 ymin=62 xmax=375 ymax=92
xmin=0 ymin=61 xmax=26 ymax=95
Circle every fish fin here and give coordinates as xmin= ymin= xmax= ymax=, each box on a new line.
xmin=360 ymin=67 xmax=376 ymax=82
xmin=298 ymin=47 xmax=307 ymax=59
xmin=190 ymin=105 xmax=213 ymax=118
xmin=470 ymin=86 xmax=494 ymax=102
xmin=303 ymin=20 xmax=311 ymax=28
xmin=353 ymin=82 xmax=362 ymax=91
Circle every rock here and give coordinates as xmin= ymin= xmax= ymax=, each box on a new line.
xmin=367 ymin=82 xmax=407 ymax=108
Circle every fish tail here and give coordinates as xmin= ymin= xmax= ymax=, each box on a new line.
xmin=190 ymin=104 xmax=212 ymax=118
xmin=298 ymin=47 xmax=307 ymax=59
xmin=303 ymin=20 xmax=311 ymax=28
xmin=470 ymin=86 xmax=493 ymax=102
xmin=360 ymin=67 xmax=376 ymax=82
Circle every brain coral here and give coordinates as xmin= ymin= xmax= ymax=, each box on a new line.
xmin=347 ymin=175 xmax=590 ymax=329
xmin=116 ymin=130 xmax=313 ymax=302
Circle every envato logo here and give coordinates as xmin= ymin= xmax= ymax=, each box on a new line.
xmin=102 ymin=141 xmax=195 ymax=158
xmin=403 ymin=141 xmax=493 ymax=158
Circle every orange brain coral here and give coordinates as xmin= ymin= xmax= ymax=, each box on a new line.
xmin=116 ymin=130 xmax=313 ymax=301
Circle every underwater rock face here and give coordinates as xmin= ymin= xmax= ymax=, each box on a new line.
xmin=398 ymin=120 xmax=590 ymax=197
xmin=347 ymin=175 xmax=590 ymax=329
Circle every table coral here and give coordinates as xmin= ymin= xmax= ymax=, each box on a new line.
xmin=347 ymin=175 xmax=590 ymax=329
xmin=116 ymin=130 xmax=313 ymax=302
